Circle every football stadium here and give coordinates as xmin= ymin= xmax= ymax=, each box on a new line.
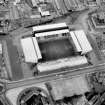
xmin=20 ymin=23 xmax=93 ymax=72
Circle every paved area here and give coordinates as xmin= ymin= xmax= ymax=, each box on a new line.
xmin=2 ymin=40 xmax=12 ymax=80
xmin=6 ymin=38 xmax=24 ymax=81
xmin=12 ymin=36 xmax=33 ymax=79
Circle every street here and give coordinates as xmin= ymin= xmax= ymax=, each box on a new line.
xmin=6 ymin=63 xmax=105 ymax=90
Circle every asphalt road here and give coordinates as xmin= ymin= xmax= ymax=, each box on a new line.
xmin=6 ymin=63 xmax=105 ymax=90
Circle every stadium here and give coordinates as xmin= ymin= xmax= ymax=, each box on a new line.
xmin=21 ymin=23 xmax=93 ymax=72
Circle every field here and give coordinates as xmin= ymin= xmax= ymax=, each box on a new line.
xmin=38 ymin=38 xmax=75 ymax=62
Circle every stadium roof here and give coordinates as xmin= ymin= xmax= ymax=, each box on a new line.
xmin=70 ymin=31 xmax=82 ymax=52
xmin=21 ymin=37 xmax=42 ymax=63
xmin=70 ymin=30 xmax=92 ymax=54
xmin=33 ymin=23 xmax=68 ymax=32
xmin=37 ymin=56 xmax=88 ymax=72
xmin=32 ymin=37 xmax=42 ymax=59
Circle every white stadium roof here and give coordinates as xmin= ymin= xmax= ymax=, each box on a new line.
xmin=74 ymin=30 xmax=92 ymax=54
xmin=33 ymin=23 xmax=68 ymax=32
xmin=32 ymin=37 xmax=42 ymax=59
xmin=70 ymin=31 xmax=82 ymax=52
xmin=21 ymin=37 xmax=40 ymax=63
xmin=37 ymin=56 xmax=88 ymax=72
xmin=70 ymin=30 xmax=92 ymax=54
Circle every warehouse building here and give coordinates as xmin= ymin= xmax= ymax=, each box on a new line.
xmin=21 ymin=23 xmax=93 ymax=72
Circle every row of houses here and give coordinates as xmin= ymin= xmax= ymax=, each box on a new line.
xmin=29 ymin=0 xmax=105 ymax=12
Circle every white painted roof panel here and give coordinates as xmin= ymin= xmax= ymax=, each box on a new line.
xmin=33 ymin=23 xmax=67 ymax=32
xmin=32 ymin=37 xmax=42 ymax=59
xmin=70 ymin=31 xmax=82 ymax=52
xmin=37 ymin=56 xmax=88 ymax=72
xmin=74 ymin=30 xmax=92 ymax=54
xmin=21 ymin=37 xmax=38 ymax=63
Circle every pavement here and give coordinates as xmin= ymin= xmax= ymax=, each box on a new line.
xmin=6 ymin=38 xmax=24 ymax=81
xmin=10 ymin=27 xmax=32 ymax=37
xmin=12 ymin=35 xmax=33 ymax=79
xmin=2 ymin=40 xmax=12 ymax=80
